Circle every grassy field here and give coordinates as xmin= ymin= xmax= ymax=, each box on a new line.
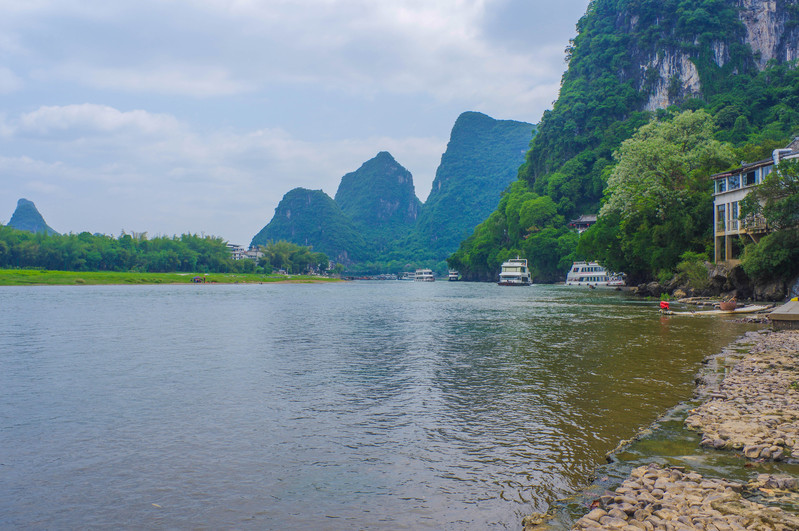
xmin=0 ymin=269 xmax=341 ymax=286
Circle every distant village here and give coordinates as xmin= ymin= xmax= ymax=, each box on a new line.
xmin=224 ymin=243 xmax=263 ymax=262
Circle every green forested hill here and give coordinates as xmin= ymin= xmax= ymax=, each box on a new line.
xmin=250 ymin=188 xmax=367 ymax=263
xmin=413 ymin=112 xmax=534 ymax=261
xmin=7 ymin=198 xmax=59 ymax=236
xmin=250 ymin=112 xmax=535 ymax=273
xmin=334 ymin=151 xmax=421 ymax=253
xmin=450 ymin=0 xmax=799 ymax=283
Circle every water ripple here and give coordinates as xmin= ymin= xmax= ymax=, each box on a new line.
xmin=0 ymin=283 xmax=754 ymax=529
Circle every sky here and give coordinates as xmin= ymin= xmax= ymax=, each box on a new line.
xmin=0 ymin=0 xmax=590 ymax=245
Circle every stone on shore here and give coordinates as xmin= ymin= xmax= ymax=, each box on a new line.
xmin=571 ymin=464 xmax=799 ymax=530
xmin=684 ymin=330 xmax=799 ymax=460
xmin=563 ymin=331 xmax=799 ymax=530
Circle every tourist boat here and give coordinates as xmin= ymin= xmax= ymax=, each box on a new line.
xmin=399 ymin=271 xmax=416 ymax=281
xmin=414 ymin=269 xmax=435 ymax=282
xmin=497 ymin=258 xmax=532 ymax=286
xmin=448 ymin=270 xmax=460 ymax=281
xmin=565 ymin=261 xmax=625 ymax=287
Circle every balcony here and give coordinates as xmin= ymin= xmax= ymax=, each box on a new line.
xmin=742 ymin=216 xmax=768 ymax=233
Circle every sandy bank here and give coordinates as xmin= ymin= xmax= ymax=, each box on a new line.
xmin=554 ymin=330 xmax=799 ymax=531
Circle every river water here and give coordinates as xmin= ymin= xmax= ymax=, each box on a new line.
xmin=0 ymin=282 xmax=756 ymax=529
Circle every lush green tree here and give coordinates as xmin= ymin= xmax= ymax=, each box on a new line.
xmin=583 ymin=110 xmax=735 ymax=281
xmin=740 ymin=230 xmax=799 ymax=283
xmin=741 ymin=159 xmax=799 ymax=230
xmin=0 ymin=225 xmax=250 ymax=274
xmin=601 ymin=110 xmax=735 ymax=219
xmin=256 ymin=240 xmax=328 ymax=274
xmin=740 ymin=159 xmax=799 ymax=282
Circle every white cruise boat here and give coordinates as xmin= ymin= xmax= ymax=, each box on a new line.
xmin=565 ymin=261 xmax=625 ymax=287
xmin=399 ymin=271 xmax=416 ymax=281
xmin=414 ymin=269 xmax=435 ymax=282
xmin=498 ymin=258 xmax=532 ymax=286
xmin=448 ymin=270 xmax=460 ymax=281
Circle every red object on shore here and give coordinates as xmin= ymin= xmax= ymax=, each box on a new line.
xmin=660 ymin=301 xmax=670 ymax=310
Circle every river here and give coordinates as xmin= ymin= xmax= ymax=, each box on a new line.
xmin=0 ymin=282 xmax=756 ymax=529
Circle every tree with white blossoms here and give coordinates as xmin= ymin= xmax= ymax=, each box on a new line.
xmin=580 ymin=110 xmax=736 ymax=281
xmin=601 ymin=109 xmax=736 ymax=220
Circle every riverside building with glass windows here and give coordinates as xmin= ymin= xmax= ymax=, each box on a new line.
xmin=711 ymin=139 xmax=799 ymax=262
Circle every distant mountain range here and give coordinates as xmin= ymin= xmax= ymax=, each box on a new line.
xmin=7 ymin=198 xmax=58 ymax=235
xmin=251 ymin=112 xmax=535 ymax=270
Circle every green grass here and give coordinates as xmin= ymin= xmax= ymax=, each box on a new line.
xmin=0 ymin=269 xmax=341 ymax=286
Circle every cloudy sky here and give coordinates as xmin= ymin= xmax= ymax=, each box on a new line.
xmin=1 ymin=0 xmax=590 ymax=245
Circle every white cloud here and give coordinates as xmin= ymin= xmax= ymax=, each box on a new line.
xmin=0 ymin=0 xmax=589 ymax=242
xmin=1 ymin=1 xmax=580 ymax=117
xmin=1 ymin=104 xmax=446 ymax=243
xmin=0 ymin=67 xmax=23 ymax=93
xmin=15 ymin=104 xmax=181 ymax=137
xmin=42 ymin=64 xmax=254 ymax=98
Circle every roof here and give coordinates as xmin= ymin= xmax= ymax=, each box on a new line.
xmin=711 ymin=158 xmax=772 ymax=181
xmin=568 ymin=214 xmax=597 ymax=224
xmin=711 ymin=139 xmax=799 ymax=181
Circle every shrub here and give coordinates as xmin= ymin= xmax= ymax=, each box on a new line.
xmin=676 ymin=251 xmax=710 ymax=290
xmin=741 ymin=230 xmax=799 ymax=282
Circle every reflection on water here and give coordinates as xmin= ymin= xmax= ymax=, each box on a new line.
xmin=0 ymin=283 xmax=757 ymax=528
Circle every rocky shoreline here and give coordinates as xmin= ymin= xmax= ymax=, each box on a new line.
xmin=544 ymin=330 xmax=799 ymax=530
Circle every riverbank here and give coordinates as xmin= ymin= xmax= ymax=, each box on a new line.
xmin=0 ymin=268 xmax=341 ymax=285
xmin=561 ymin=329 xmax=799 ymax=530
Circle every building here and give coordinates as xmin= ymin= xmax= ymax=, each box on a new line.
xmin=226 ymin=243 xmax=247 ymax=260
xmin=568 ymin=214 xmax=597 ymax=234
xmin=244 ymin=246 xmax=264 ymax=261
xmin=712 ymin=139 xmax=799 ymax=262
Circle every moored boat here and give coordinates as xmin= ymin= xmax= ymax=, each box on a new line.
xmin=498 ymin=258 xmax=532 ymax=286
xmin=414 ymin=269 xmax=435 ymax=282
xmin=565 ymin=261 xmax=625 ymax=287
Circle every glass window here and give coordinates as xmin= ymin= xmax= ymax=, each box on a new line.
xmin=745 ymin=171 xmax=756 ymax=186
xmin=731 ymin=201 xmax=739 ymax=220
xmin=717 ymin=205 xmax=725 ymax=229
xmin=728 ymin=174 xmax=740 ymax=189
xmin=716 ymin=179 xmax=727 ymax=193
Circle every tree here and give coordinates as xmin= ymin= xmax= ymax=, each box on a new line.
xmin=740 ymin=159 xmax=799 ymax=230
xmin=584 ymin=110 xmax=736 ymax=280
xmin=601 ymin=110 xmax=735 ymax=220
xmin=740 ymin=159 xmax=799 ymax=282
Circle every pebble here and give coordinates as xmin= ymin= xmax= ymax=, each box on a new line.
xmin=684 ymin=330 xmax=799 ymax=461
xmin=571 ymin=464 xmax=799 ymax=530
xmin=563 ymin=331 xmax=799 ymax=531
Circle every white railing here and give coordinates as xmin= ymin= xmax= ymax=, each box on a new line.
xmin=742 ymin=216 xmax=768 ymax=232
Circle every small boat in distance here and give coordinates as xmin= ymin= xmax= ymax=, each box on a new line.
xmin=498 ymin=258 xmax=532 ymax=286
xmin=399 ymin=271 xmax=416 ymax=281
xmin=414 ymin=269 xmax=435 ymax=282
xmin=565 ymin=261 xmax=625 ymax=287
xmin=448 ymin=270 xmax=460 ymax=281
